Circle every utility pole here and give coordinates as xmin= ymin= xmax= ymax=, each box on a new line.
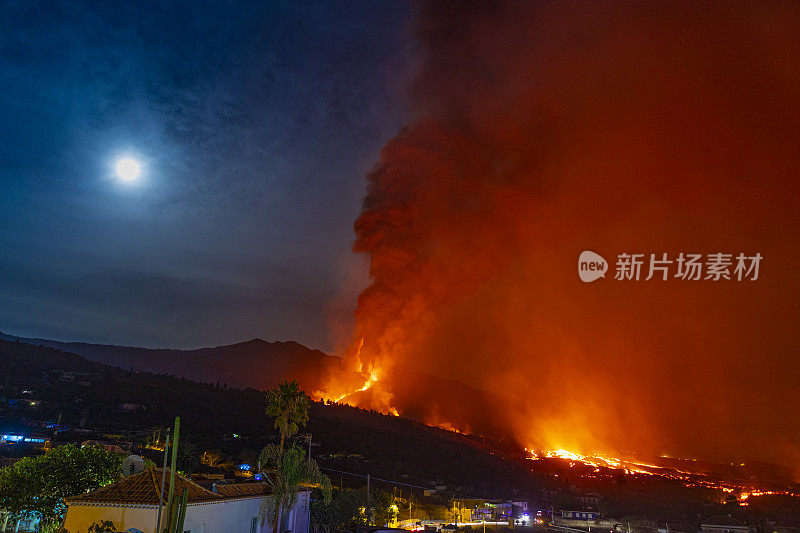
xmin=366 ymin=475 xmax=371 ymax=526
xmin=409 ymin=487 xmax=413 ymax=523
xmin=156 ymin=427 xmax=171 ymax=533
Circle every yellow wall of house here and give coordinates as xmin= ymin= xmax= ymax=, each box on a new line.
xmin=62 ymin=504 xmax=157 ymax=533
xmin=63 ymin=495 xmax=307 ymax=533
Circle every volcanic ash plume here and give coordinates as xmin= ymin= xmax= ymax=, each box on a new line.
xmin=320 ymin=1 xmax=800 ymax=469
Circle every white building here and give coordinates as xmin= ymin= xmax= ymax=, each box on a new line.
xmin=62 ymin=467 xmax=309 ymax=533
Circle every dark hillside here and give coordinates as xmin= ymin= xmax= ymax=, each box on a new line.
xmin=0 ymin=339 xmax=539 ymax=499
xmin=0 ymin=331 xmax=508 ymax=437
xmin=0 ymin=332 xmax=338 ymax=390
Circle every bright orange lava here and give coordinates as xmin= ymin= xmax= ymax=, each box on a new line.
xmin=331 ymin=370 xmax=379 ymax=403
xmin=316 ymin=371 xmax=800 ymax=503
xmin=527 ymin=448 xmax=800 ymax=501
xmin=314 ymin=343 xmax=399 ymax=417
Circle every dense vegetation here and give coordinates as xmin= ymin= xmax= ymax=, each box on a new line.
xmin=0 ymin=444 xmax=121 ymax=529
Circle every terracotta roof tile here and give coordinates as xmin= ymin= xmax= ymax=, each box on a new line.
xmin=213 ymin=483 xmax=269 ymax=498
xmin=66 ymin=467 xmax=222 ymax=505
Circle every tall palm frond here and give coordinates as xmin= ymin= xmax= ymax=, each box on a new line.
xmin=258 ymin=444 xmax=331 ymax=532
xmin=266 ymin=381 xmax=310 ymax=454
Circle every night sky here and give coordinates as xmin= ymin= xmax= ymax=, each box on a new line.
xmin=0 ymin=1 xmax=409 ymax=350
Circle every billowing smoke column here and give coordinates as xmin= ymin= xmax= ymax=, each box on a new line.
xmin=323 ymin=1 xmax=800 ymax=468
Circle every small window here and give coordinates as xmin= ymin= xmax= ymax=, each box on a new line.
xmin=251 ymin=516 xmax=258 ymax=533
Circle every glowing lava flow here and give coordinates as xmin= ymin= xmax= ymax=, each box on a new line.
xmin=526 ymin=448 xmax=800 ymax=501
xmin=332 ymin=370 xmax=379 ymax=403
xmin=324 ymin=369 xmax=400 ymax=417
xmin=533 ymin=449 xmax=662 ymax=475
xmin=314 ymin=336 xmax=400 ymax=416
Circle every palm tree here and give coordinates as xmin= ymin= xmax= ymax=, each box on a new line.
xmin=258 ymin=444 xmax=331 ymax=533
xmin=266 ymin=380 xmax=310 ymax=455
xmin=176 ymin=441 xmax=200 ymax=474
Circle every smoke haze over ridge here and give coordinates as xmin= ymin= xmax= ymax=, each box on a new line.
xmin=322 ymin=1 xmax=800 ymax=470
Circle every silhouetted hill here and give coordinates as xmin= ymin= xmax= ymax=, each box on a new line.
xmin=0 ymin=338 xmax=536 ymax=499
xmin=0 ymin=331 xmax=508 ymax=436
xmin=0 ymin=332 xmax=339 ymax=390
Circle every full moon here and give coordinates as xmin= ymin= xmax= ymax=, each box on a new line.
xmin=116 ymin=158 xmax=140 ymax=181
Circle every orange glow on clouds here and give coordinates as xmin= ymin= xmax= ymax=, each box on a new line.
xmin=318 ymin=1 xmax=800 ymax=474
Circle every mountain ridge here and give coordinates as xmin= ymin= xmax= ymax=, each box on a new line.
xmin=0 ymin=330 xmax=510 ymax=436
xmin=0 ymin=331 xmax=340 ymax=390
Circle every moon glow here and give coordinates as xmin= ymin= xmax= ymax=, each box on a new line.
xmin=116 ymin=158 xmax=140 ymax=181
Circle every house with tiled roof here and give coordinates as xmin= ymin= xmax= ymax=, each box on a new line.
xmin=62 ymin=467 xmax=310 ymax=533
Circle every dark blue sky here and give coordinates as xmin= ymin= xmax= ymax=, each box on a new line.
xmin=0 ymin=0 xmax=410 ymax=350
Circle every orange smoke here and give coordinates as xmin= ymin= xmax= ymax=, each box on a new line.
xmin=320 ymin=1 xmax=800 ymax=470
